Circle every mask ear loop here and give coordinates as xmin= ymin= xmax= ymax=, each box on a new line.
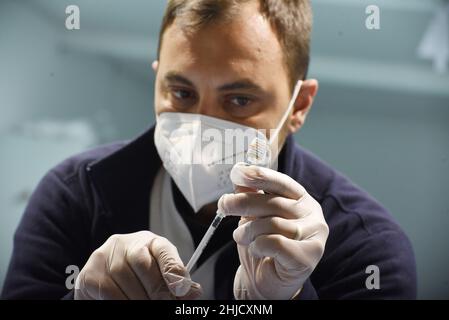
xmin=268 ymin=80 xmax=303 ymax=145
xmin=263 ymin=80 xmax=303 ymax=169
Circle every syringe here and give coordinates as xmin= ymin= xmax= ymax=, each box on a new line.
xmin=186 ymin=211 xmax=226 ymax=272
xmin=185 ymin=136 xmax=269 ymax=273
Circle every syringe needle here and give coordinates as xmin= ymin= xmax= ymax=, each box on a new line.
xmin=186 ymin=211 xmax=225 ymax=273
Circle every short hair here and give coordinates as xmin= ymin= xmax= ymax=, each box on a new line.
xmin=157 ymin=0 xmax=312 ymax=89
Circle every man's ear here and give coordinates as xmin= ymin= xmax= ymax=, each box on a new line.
xmin=289 ymin=79 xmax=319 ymax=134
xmin=152 ymin=60 xmax=159 ymax=73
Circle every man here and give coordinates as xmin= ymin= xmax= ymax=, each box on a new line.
xmin=2 ymin=0 xmax=416 ymax=300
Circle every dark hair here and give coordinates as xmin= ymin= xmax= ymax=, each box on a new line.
xmin=157 ymin=0 xmax=312 ymax=88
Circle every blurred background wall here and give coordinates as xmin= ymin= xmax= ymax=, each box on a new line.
xmin=0 ymin=0 xmax=448 ymax=299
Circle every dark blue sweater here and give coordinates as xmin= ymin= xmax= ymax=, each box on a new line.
xmin=1 ymin=127 xmax=417 ymax=299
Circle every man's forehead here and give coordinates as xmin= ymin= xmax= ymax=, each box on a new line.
xmin=159 ymin=2 xmax=284 ymax=69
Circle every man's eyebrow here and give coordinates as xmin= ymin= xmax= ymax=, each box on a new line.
xmin=217 ymin=79 xmax=264 ymax=92
xmin=164 ymin=72 xmax=194 ymax=87
xmin=164 ymin=73 xmax=264 ymax=93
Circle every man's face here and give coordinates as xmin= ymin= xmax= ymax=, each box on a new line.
xmin=154 ymin=1 xmax=296 ymax=146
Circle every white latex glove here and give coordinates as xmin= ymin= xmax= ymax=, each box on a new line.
xmin=218 ymin=163 xmax=329 ymax=300
xmin=74 ymin=231 xmax=202 ymax=300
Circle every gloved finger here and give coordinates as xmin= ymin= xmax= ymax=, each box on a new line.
xmin=233 ymin=217 xmax=298 ymax=246
xmin=106 ymin=237 xmax=149 ymax=299
xmin=233 ymin=264 xmax=253 ymax=300
xmin=248 ymin=234 xmax=325 ymax=271
xmin=177 ymin=281 xmax=203 ymax=300
xmin=163 ymin=272 xmax=201 ymax=298
xmin=234 ymin=248 xmax=287 ymax=300
xmin=234 ymin=215 xmax=328 ymax=246
xmin=74 ymin=269 xmax=96 ymax=300
xmin=230 ymin=163 xmax=306 ymax=199
xmin=238 ymin=216 xmax=254 ymax=227
xmin=218 ymin=192 xmax=311 ymax=219
xmin=76 ymin=244 xmax=128 ymax=300
xmin=234 ymin=185 xmax=259 ymax=193
xmin=94 ymin=275 xmax=128 ymax=300
xmin=125 ymin=237 xmax=169 ymax=299
xmin=149 ymin=236 xmax=196 ymax=297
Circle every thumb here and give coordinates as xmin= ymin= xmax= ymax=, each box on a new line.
xmin=150 ymin=236 xmax=201 ymax=298
xmin=162 ymin=272 xmax=202 ymax=298
xmin=231 ymin=164 xmax=262 ymax=194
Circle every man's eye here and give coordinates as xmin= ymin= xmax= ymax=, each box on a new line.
xmin=230 ymin=96 xmax=251 ymax=107
xmin=172 ymin=89 xmax=194 ymax=100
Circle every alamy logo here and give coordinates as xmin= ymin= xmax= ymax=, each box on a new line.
xmin=365 ymin=5 xmax=381 ymax=30
xmin=365 ymin=265 xmax=380 ymax=290
xmin=65 ymin=265 xmax=80 ymax=290
xmin=65 ymin=5 xmax=80 ymax=30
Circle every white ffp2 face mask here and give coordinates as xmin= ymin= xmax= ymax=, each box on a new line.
xmin=154 ymin=80 xmax=302 ymax=213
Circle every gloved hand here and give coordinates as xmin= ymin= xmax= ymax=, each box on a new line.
xmin=218 ymin=163 xmax=329 ymax=300
xmin=74 ymin=231 xmax=202 ymax=300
